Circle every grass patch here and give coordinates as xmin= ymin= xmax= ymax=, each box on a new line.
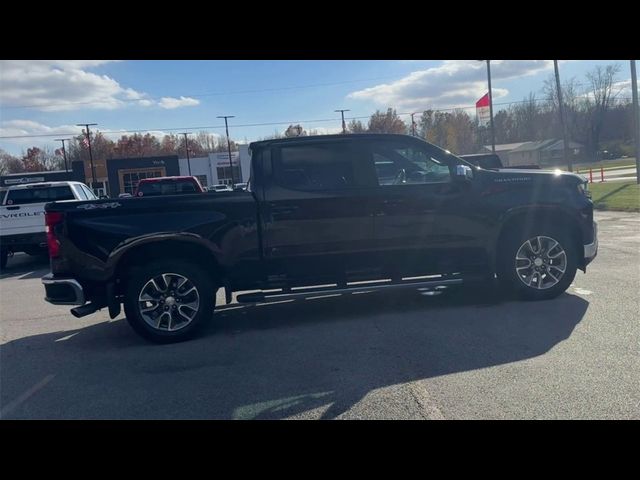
xmin=588 ymin=180 xmax=640 ymax=212
xmin=569 ymin=157 xmax=636 ymax=171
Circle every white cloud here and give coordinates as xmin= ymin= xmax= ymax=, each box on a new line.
xmin=158 ymin=96 xmax=200 ymax=109
xmin=0 ymin=61 xmax=200 ymax=112
xmin=348 ymin=60 xmax=554 ymax=111
xmin=0 ymin=119 xmax=82 ymax=139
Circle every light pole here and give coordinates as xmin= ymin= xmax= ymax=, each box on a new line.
xmin=217 ymin=116 xmax=235 ymax=187
xmin=54 ymin=138 xmax=70 ymax=172
xmin=181 ymin=132 xmax=192 ymax=175
xmin=631 ymin=60 xmax=639 ymax=185
xmin=76 ymin=123 xmax=98 ymax=188
xmin=485 ymin=60 xmax=496 ymax=153
xmin=335 ymin=109 xmax=350 ymax=134
xmin=410 ymin=113 xmax=418 ymax=136
xmin=554 ymin=60 xmax=572 ymax=172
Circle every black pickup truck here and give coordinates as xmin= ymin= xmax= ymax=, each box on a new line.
xmin=42 ymin=134 xmax=598 ymax=342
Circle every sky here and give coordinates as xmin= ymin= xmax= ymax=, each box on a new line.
xmin=0 ymin=60 xmax=634 ymax=156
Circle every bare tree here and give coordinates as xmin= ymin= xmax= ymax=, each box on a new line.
xmin=509 ymin=94 xmax=542 ymax=141
xmin=284 ymin=124 xmax=307 ymax=137
xmin=347 ymin=119 xmax=366 ymax=133
xmin=195 ymin=131 xmax=219 ymax=152
xmin=584 ymin=63 xmax=622 ymax=155
xmin=542 ymin=75 xmax=582 ymax=141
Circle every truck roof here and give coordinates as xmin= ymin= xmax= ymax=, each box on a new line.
xmin=249 ymin=133 xmax=423 ymax=149
xmin=137 ymin=176 xmax=198 ymax=183
xmin=5 ymin=181 xmax=86 ymax=190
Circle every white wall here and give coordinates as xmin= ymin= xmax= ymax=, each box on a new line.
xmin=179 ymin=148 xmax=251 ymax=185
xmin=239 ymin=145 xmax=251 ymax=183
xmin=178 ymin=156 xmax=213 ymax=186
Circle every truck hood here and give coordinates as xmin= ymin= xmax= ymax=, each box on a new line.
xmin=488 ymin=168 xmax=587 ymax=185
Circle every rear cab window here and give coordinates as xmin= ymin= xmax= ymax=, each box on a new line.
xmin=5 ymin=185 xmax=76 ymax=205
xmin=138 ymin=180 xmax=198 ymax=196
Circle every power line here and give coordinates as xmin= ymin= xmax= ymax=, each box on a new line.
xmin=0 ymin=98 xmax=634 ymax=141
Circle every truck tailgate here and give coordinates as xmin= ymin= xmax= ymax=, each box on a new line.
xmin=0 ymin=203 xmax=47 ymax=237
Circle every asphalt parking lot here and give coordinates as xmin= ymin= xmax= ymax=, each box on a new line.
xmin=1 ymin=210 xmax=639 ymax=419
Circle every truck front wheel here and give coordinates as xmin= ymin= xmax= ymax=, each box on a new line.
xmin=123 ymin=260 xmax=216 ymax=343
xmin=497 ymin=226 xmax=578 ymax=301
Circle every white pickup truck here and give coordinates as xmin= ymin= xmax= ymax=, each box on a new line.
xmin=0 ymin=181 xmax=97 ymax=269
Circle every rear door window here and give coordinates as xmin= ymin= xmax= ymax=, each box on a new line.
xmin=5 ymin=186 xmax=76 ymax=205
xmin=272 ymin=142 xmax=368 ymax=191
xmin=74 ymin=185 xmax=88 ymax=200
xmin=82 ymin=185 xmax=98 ymax=199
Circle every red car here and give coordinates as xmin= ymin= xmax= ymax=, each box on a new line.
xmin=133 ymin=176 xmax=204 ymax=197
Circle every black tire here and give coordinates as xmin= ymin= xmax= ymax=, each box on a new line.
xmin=0 ymin=249 xmax=8 ymax=270
xmin=123 ymin=260 xmax=216 ymax=343
xmin=497 ymin=225 xmax=578 ymax=301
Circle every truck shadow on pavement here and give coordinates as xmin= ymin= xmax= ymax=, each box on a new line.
xmin=0 ymin=254 xmax=49 ymax=280
xmin=0 ymin=284 xmax=588 ymax=419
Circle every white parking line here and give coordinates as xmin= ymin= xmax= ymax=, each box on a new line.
xmin=0 ymin=374 xmax=55 ymax=419
xmin=573 ymin=287 xmax=593 ymax=295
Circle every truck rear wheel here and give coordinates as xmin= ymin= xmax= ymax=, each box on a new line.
xmin=497 ymin=226 xmax=578 ymax=301
xmin=123 ymin=260 xmax=216 ymax=343
xmin=0 ymin=249 xmax=8 ymax=270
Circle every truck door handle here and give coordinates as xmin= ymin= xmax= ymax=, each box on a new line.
xmin=6 ymin=206 xmax=19 ymax=210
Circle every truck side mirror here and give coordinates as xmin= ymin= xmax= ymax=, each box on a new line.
xmin=455 ymin=165 xmax=474 ymax=181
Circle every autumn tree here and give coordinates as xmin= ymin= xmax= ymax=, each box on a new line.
xmin=368 ymin=108 xmax=407 ymax=134
xmin=0 ymin=149 xmax=23 ymax=175
xmin=19 ymin=147 xmax=63 ymax=172
xmin=113 ymin=133 xmax=162 ymax=158
xmin=160 ymin=134 xmax=180 ymax=155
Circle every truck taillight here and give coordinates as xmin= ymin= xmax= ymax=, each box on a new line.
xmin=45 ymin=211 xmax=64 ymax=258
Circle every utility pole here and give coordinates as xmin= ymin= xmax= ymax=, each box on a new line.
xmin=410 ymin=113 xmax=417 ymax=136
xmin=486 ymin=60 xmax=496 ymax=153
xmin=181 ymin=133 xmax=192 ymax=175
xmin=335 ymin=109 xmax=350 ymax=134
xmin=54 ymin=138 xmax=69 ymax=172
xmin=631 ymin=60 xmax=639 ymax=185
xmin=554 ymin=60 xmax=573 ymax=172
xmin=77 ymin=123 xmax=98 ymax=188
xmin=217 ymin=116 xmax=235 ymax=187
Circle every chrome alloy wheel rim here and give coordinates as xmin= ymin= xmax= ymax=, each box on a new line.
xmin=138 ymin=273 xmax=200 ymax=331
xmin=515 ymin=236 xmax=567 ymax=290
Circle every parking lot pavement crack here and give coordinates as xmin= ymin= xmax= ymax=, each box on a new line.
xmin=406 ymin=381 xmax=446 ymax=420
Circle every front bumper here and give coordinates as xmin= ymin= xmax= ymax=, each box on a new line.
xmin=584 ymin=221 xmax=598 ymax=265
xmin=42 ymin=273 xmax=85 ymax=305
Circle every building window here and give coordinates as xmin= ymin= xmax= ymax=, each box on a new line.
xmin=216 ymin=165 xmax=242 ymax=185
xmin=118 ymin=168 xmax=165 ymax=195
xmin=90 ymin=181 xmax=108 ymax=197
xmin=194 ymin=175 xmax=208 ymax=187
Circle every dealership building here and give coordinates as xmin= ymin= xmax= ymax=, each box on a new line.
xmin=1 ymin=145 xmax=252 ymax=198
xmin=178 ymin=145 xmax=251 ymax=189
xmin=0 ymin=162 xmax=85 ymax=192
